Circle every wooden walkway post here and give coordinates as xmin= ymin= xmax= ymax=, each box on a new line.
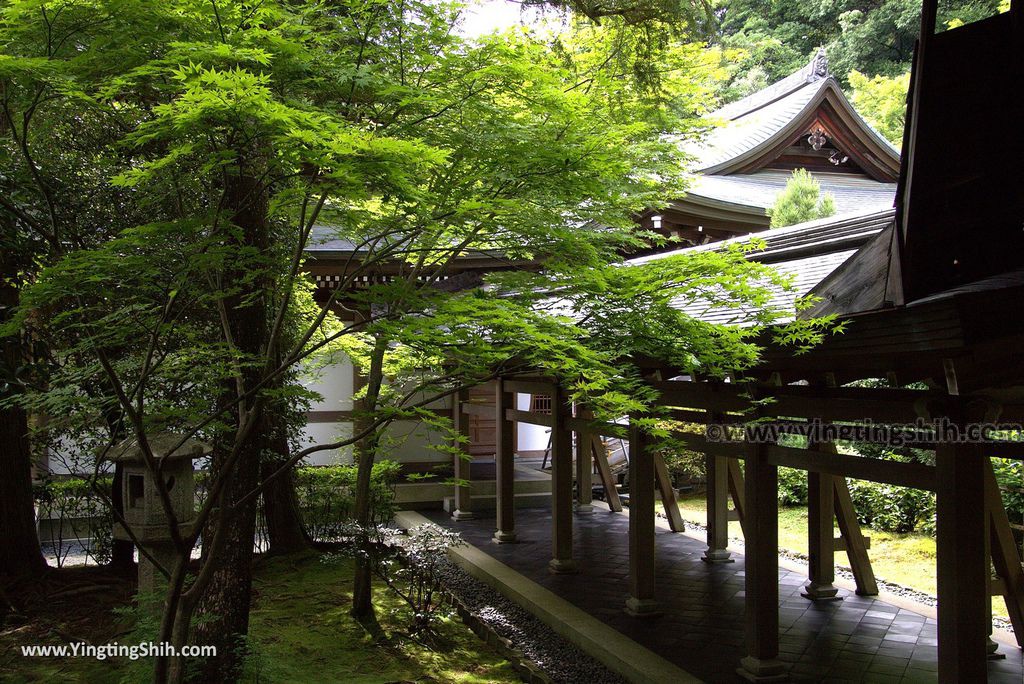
xmin=935 ymin=437 xmax=989 ymax=680
xmin=739 ymin=428 xmax=785 ymax=681
xmin=493 ymin=378 xmax=517 ymax=543
xmin=704 ymin=410 xmax=733 ymax=563
xmin=549 ymin=384 xmax=578 ymax=573
xmin=451 ymin=387 xmax=474 ymax=520
xmin=626 ymin=423 xmax=661 ymax=617
xmin=804 ymin=470 xmax=840 ymax=600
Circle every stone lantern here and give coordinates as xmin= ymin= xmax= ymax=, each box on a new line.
xmin=109 ymin=433 xmax=209 ymax=594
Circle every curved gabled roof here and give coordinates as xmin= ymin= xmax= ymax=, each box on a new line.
xmin=686 ymin=51 xmax=901 ymax=182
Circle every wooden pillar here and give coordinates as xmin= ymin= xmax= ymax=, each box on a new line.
xmin=704 ymin=412 xmax=732 ymax=563
xmin=451 ymin=388 xmax=474 ymax=520
xmin=803 ymin=470 xmax=840 ymax=601
xmin=626 ymin=423 xmax=660 ymax=616
xmin=738 ymin=437 xmax=785 ymax=682
xmin=574 ymin=406 xmax=594 ymax=515
xmin=935 ymin=438 xmax=988 ymax=680
xmin=493 ymin=379 xmax=517 ymax=543
xmin=548 ymin=384 xmax=577 ymax=573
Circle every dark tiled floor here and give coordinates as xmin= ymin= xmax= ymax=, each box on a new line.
xmin=425 ymin=507 xmax=1024 ymax=683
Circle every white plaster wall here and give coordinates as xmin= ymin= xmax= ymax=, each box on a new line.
xmin=46 ymin=435 xmax=108 ymax=475
xmin=380 ymin=419 xmax=449 ymax=464
xmin=516 ymin=392 xmax=550 ymax=451
xmin=303 ymin=353 xmax=355 ymax=412
xmin=298 ymin=421 xmax=354 ymax=466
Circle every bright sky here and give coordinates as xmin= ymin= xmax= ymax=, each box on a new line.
xmin=457 ymin=0 xmax=556 ymax=37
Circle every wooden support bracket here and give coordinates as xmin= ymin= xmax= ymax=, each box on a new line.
xmin=985 ymin=459 xmax=1024 ymax=647
xmin=727 ymin=457 xmax=747 ymax=536
xmin=834 ymin=476 xmax=879 ymax=596
xmin=592 ymin=435 xmax=623 ymax=512
xmin=654 ymin=452 xmax=684 ymax=532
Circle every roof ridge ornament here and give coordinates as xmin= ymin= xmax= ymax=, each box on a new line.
xmin=810 ymin=48 xmax=829 ymax=81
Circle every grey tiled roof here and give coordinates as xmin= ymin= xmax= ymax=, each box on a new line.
xmin=688 ymin=79 xmax=829 ymax=170
xmin=682 ymin=51 xmax=898 ymax=177
xmin=714 ymin=49 xmax=831 ymax=122
xmin=687 ymin=170 xmax=896 ymax=214
xmin=630 ymin=208 xmax=896 ymax=323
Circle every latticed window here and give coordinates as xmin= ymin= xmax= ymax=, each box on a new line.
xmin=530 ymin=394 xmax=552 ymax=414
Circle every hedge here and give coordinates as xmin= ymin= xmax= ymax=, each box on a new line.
xmin=35 ymin=461 xmax=401 ymax=564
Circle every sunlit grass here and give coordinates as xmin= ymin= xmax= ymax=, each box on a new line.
xmin=675 ymin=493 xmax=1011 ymax=618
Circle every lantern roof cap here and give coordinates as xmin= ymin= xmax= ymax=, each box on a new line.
xmin=107 ymin=433 xmax=210 ymax=463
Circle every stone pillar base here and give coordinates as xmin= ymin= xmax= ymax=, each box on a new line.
xmin=492 ymin=530 xmax=518 ymax=544
xmin=737 ymin=656 xmax=788 ymax=682
xmin=801 ymin=582 xmax=842 ymax=601
xmin=702 ymin=549 xmax=734 ymax=564
xmin=548 ymin=558 xmax=579 ymax=574
xmin=575 ymin=503 xmax=594 ymax=515
xmin=624 ymin=597 xmax=662 ymax=618
xmin=451 ymin=509 xmax=476 ymax=521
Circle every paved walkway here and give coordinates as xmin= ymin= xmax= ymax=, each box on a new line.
xmin=425 ymin=506 xmax=1024 ymax=683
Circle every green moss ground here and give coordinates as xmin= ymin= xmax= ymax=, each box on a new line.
xmin=2 ymin=552 xmax=520 ymax=683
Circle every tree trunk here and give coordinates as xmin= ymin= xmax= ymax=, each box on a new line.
xmin=0 ymin=278 xmax=47 ymax=580
xmin=190 ymin=158 xmax=270 ymax=682
xmin=192 ymin=437 xmax=263 ymax=682
xmin=350 ymin=335 xmax=388 ymax=625
xmin=261 ymin=427 xmax=309 ymax=555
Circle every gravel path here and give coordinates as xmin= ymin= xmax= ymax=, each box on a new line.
xmin=437 ymin=557 xmax=626 ymax=684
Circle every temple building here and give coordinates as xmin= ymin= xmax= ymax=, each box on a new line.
xmin=639 ymin=49 xmax=899 ymax=250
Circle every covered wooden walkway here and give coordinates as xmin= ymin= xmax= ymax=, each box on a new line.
xmin=428 ymin=505 xmax=1024 ymax=683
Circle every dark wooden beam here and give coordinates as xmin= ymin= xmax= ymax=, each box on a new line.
xmin=564 ymin=415 xmax=624 ymax=438
xmin=935 ymin=440 xmax=989 ymax=680
xmin=451 ymin=388 xmax=474 ymax=521
xmin=505 ymin=408 xmax=554 ymax=428
xmin=738 ymin=424 xmax=785 ymax=680
xmin=703 ymin=411 xmax=733 ymax=563
xmin=548 ymin=385 xmax=578 ymax=574
xmin=625 ymin=425 xmax=661 ymax=617
xmin=493 ymin=379 xmax=517 ymax=543
xmin=764 ymin=444 xmax=936 ymax=490
xmin=504 ymin=377 xmax=556 ymax=395
xmin=804 ymin=469 xmax=840 ymax=601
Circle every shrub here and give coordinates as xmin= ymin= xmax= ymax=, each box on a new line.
xmin=293 ymin=461 xmax=400 ymax=542
xmin=767 ymin=169 xmax=836 ymax=228
xmin=324 ymin=522 xmax=464 ymax=638
xmin=992 ymin=458 xmax=1024 ymax=526
xmin=846 ymin=480 xmax=936 ymax=534
xmin=777 ymin=467 xmax=808 ymax=507
xmin=34 ymin=476 xmax=113 ymax=567
xmin=35 ymin=461 xmax=402 ymax=565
